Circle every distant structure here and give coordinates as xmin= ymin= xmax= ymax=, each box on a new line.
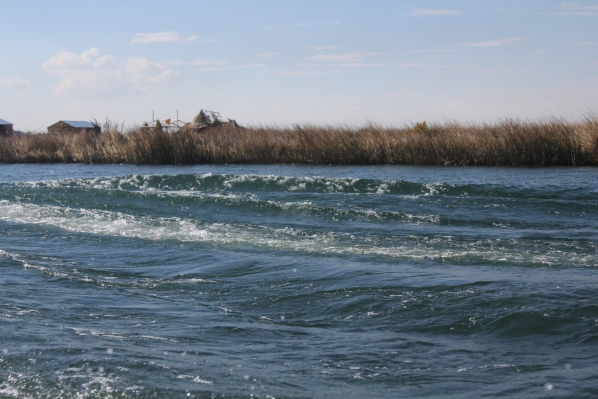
xmin=184 ymin=110 xmax=240 ymax=132
xmin=47 ymin=120 xmax=101 ymax=135
xmin=142 ymin=110 xmax=186 ymax=132
xmin=0 ymin=118 xmax=14 ymax=136
xmin=141 ymin=110 xmax=241 ymax=133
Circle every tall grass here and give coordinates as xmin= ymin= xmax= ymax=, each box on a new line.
xmin=1 ymin=118 xmax=597 ymax=165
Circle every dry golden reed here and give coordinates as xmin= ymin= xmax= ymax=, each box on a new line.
xmin=1 ymin=118 xmax=597 ymax=166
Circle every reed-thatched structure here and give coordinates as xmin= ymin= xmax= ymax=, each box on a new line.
xmin=184 ymin=110 xmax=240 ymax=132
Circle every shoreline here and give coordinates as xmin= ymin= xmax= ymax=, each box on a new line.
xmin=1 ymin=119 xmax=597 ymax=166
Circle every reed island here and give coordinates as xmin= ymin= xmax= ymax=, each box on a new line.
xmin=1 ymin=115 xmax=597 ymax=166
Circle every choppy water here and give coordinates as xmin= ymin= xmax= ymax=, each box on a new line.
xmin=1 ymin=164 xmax=597 ymax=398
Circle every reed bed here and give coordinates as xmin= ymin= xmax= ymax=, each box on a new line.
xmin=1 ymin=118 xmax=597 ymax=165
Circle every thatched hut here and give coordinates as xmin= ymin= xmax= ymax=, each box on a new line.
xmin=0 ymin=118 xmax=14 ymax=137
xmin=184 ymin=110 xmax=240 ymax=132
xmin=47 ymin=120 xmax=100 ymax=135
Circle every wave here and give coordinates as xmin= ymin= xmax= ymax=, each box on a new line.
xmin=7 ymin=173 xmax=597 ymax=200
xmin=4 ymin=174 xmax=595 ymax=231
xmin=1 ymin=200 xmax=595 ymax=267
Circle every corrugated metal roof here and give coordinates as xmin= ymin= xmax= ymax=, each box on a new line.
xmin=0 ymin=118 xmax=13 ymax=125
xmin=61 ymin=120 xmax=96 ymax=128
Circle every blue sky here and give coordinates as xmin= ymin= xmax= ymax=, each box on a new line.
xmin=1 ymin=0 xmax=597 ymax=131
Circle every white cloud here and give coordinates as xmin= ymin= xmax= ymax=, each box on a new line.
xmin=42 ymin=48 xmax=180 ymax=95
xmin=4 ymin=78 xmax=34 ymax=89
xmin=42 ymin=47 xmax=115 ymax=69
xmin=146 ymin=69 xmax=180 ymax=83
xmin=552 ymin=3 xmax=598 ymax=15
xmin=234 ymin=63 xmax=266 ymax=69
xmin=306 ymin=45 xmax=338 ymax=52
xmin=267 ymin=21 xmax=339 ymax=31
xmin=310 ymin=52 xmax=384 ymax=62
xmin=400 ymin=62 xmax=428 ymax=68
xmin=299 ymin=52 xmax=386 ymax=69
xmin=408 ymin=9 xmax=462 ymax=16
xmin=267 ymin=22 xmax=311 ymax=31
xmin=256 ymin=52 xmax=281 ymax=59
xmin=554 ymin=10 xmax=598 ymax=15
xmin=459 ymin=37 xmax=525 ymax=47
xmin=192 ymin=60 xmax=228 ymax=67
xmin=571 ymin=41 xmax=597 ymax=46
xmin=337 ymin=63 xmax=387 ymax=68
xmin=130 ymin=32 xmax=204 ymax=44
xmin=192 ymin=63 xmax=265 ymax=73
xmin=407 ymin=49 xmax=454 ymax=53
xmin=273 ymin=70 xmax=342 ymax=77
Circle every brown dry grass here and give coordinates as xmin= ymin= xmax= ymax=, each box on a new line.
xmin=1 ymin=118 xmax=597 ymax=166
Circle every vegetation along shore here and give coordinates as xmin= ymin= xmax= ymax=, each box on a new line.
xmin=1 ymin=118 xmax=597 ymax=166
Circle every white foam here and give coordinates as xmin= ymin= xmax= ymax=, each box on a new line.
xmin=140 ymin=335 xmax=179 ymax=343
xmin=0 ymin=385 xmax=20 ymax=397
xmin=175 ymin=278 xmax=215 ymax=284
xmin=0 ymin=201 xmax=210 ymax=242
xmin=1 ymin=200 xmax=595 ymax=266
xmin=177 ymin=375 xmax=214 ymax=384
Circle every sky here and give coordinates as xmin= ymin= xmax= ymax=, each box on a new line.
xmin=1 ymin=0 xmax=597 ymax=131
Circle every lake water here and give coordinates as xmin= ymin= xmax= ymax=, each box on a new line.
xmin=1 ymin=164 xmax=597 ymax=398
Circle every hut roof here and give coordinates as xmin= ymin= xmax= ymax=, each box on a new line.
xmin=0 ymin=118 xmax=13 ymax=125
xmin=59 ymin=120 xmax=96 ymax=128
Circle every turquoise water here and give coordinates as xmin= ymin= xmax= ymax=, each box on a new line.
xmin=1 ymin=164 xmax=597 ymax=398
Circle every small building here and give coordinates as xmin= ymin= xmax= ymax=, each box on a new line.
xmin=0 ymin=118 xmax=14 ymax=136
xmin=47 ymin=120 xmax=100 ymax=135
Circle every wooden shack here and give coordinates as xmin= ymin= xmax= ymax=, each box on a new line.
xmin=47 ymin=120 xmax=100 ymax=135
xmin=0 ymin=118 xmax=14 ymax=136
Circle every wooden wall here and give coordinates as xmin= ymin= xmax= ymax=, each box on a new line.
xmin=0 ymin=124 xmax=13 ymax=136
xmin=47 ymin=121 xmax=100 ymax=135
